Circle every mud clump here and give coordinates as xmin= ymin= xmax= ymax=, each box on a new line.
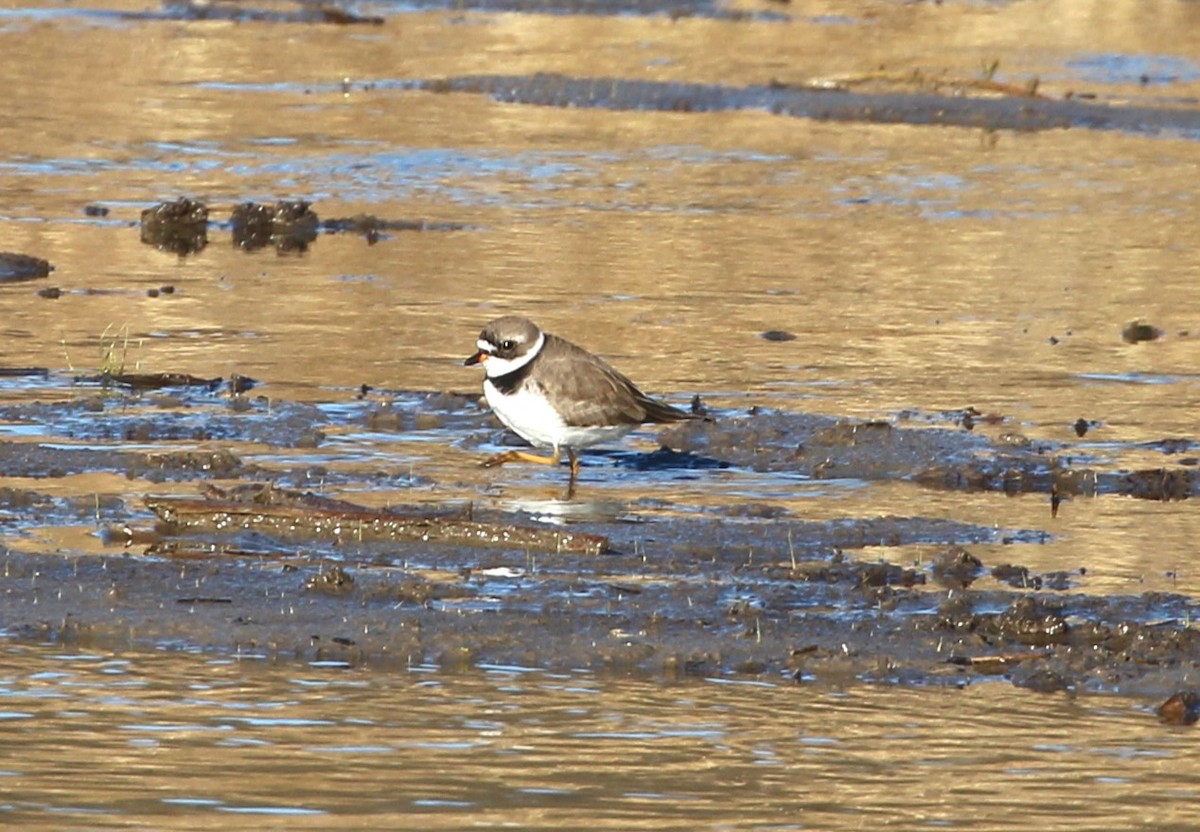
xmin=1074 ymin=417 xmax=1097 ymax=437
xmin=1121 ymin=468 xmax=1194 ymax=501
xmin=304 ymin=565 xmax=355 ymax=597
xmin=141 ymin=197 xmax=208 ymax=256
xmin=0 ymin=252 xmax=53 ymax=282
xmin=989 ymin=597 xmax=1070 ymax=647
xmin=231 ymin=200 xmax=319 ymax=253
xmin=931 ymin=545 xmax=984 ymax=588
xmin=990 ymin=567 xmax=1069 ymax=594
xmin=853 ymin=561 xmax=925 ymax=590
xmin=142 ymin=450 xmax=243 ymax=477
xmin=941 ymin=596 xmax=1069 ymax=647
xmin=1122 ymin=320 xmax=1163 ymax=343
xmin=1013 ymin=665 xmax=1073 ymax=694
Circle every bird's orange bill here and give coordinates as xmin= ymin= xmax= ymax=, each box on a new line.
xmin=464 ymin=351 xmax=488 ymax=366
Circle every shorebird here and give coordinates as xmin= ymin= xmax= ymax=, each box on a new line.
xmin=464 ymin=316 xmax=700 ymax=490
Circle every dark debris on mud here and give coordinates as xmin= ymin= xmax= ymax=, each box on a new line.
xmin=138 ymin=198 xmax=471 ymax=255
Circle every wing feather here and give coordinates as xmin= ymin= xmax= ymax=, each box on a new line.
xmin=537 ymin=335 xmax=695 ymax=427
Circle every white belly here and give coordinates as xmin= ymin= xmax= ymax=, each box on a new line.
xmin=484 ymin=380 xmax=635 ymax=451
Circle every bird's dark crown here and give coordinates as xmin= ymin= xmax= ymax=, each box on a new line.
xmin=479 ymin=316 xmax=541 ymax=359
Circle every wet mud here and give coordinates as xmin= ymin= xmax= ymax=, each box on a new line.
xmin=662 ymin=410 xmax=1199 ymax=502
xmin=143 ymin=487 xmax=611 ymax=555
xmin=418 ymin=73 xmax=1200 ymax=138
xmin=0 ymin=381 xmax=1198 ymax=708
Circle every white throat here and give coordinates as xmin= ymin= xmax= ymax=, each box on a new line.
xmin=483 ymin=332 xmax=545 ymax=379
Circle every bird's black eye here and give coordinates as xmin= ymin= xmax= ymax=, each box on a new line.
xmin=500 ymin=339 xmax=516 ymax=351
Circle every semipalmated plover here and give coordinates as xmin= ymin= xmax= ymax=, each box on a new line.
xmin=464 ymin=316 xmax=700 ymax=487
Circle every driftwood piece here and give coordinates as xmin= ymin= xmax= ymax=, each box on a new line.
xmin=144 ymin=497 xmax=610 ymax=555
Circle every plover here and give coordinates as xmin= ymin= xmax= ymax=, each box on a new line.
xmin=464 ymin=315 xmax=700 ymax=488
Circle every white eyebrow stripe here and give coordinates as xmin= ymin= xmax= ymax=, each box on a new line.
xmin=477 ymin=339 xmax=495 ymax=353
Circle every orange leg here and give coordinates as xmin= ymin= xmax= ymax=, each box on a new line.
xmin=481 ymin=447 xmax=561 ymax=469
xmin=483 ymin=447 xmax=583 ymax=499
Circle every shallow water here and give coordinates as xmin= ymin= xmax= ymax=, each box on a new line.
xmin=3 ymin=641 xmax=1200 ymax=831
xmin=2 ymin=0 xmax=1200 ymax=824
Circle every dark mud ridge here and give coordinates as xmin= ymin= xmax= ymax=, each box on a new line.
xmin=152 ymin=0 xmax=783 ymax=23
xmin=661 ymin=410 xmax=1200 ymax=502
xmin=0 ymin=382 xmax=1198 ymax=713
xmin=417 ymin=73 xmax=1200 ymax=138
